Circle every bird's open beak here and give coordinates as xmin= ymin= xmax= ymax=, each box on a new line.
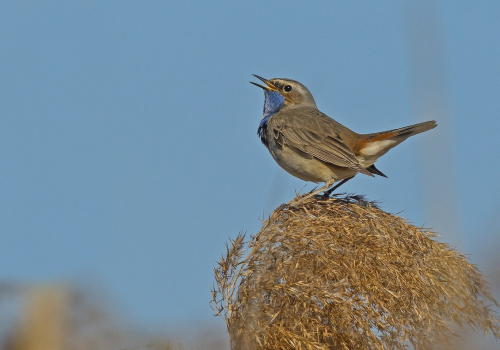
xmin=250 ymin=74 xmax=278 ymax=91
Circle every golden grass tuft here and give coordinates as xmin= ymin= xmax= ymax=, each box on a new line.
xmin=211 ymin=194 xmax=500 ymax=350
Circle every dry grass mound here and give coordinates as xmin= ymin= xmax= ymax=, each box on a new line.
xmin=211 ymin=194 xmax=500 ymax=350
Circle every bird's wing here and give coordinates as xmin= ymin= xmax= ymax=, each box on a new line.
xmin=268 ymin=109 xmax=373 ymax=176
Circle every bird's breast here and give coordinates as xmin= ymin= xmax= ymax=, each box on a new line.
xmin=257 ymin=116 xmax=270 ymax=147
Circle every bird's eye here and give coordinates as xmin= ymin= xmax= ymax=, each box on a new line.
xmin=284 ymin=85 xmax=293 ymax=92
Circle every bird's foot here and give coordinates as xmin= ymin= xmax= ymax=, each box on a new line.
xmin=318 ymin=192 xmax=332 ymax=200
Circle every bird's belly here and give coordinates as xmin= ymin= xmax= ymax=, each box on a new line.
xmin=267 ymin=141 xmax=356 ymax=183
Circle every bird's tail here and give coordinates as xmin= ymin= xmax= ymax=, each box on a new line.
xmin=369 ymin=120 xmax=437 ymax=140
xmin=357 ymin=120 xmax=437 ymax=158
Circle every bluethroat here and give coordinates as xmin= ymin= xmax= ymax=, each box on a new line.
xmin=251 ymin=75 xmax=437 ymax=203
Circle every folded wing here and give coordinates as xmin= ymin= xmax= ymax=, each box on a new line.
xmin=268 ymin=110 xmax=374 ymax=177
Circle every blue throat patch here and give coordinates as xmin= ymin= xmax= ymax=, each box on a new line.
xmin=257 ymin=90 xmax=285 ymax=147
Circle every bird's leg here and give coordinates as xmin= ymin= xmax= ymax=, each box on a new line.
xmin=322 ymin=176 xmax=354 ymax=197
xmin=290 ymin=179 xmax=335 ymax=207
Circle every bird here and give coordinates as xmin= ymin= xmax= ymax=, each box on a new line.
xmin=251 ymin=74 xmax=437 ymax=203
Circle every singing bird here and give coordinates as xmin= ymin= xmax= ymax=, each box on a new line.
xmin=251 ymin=75 xmax=437 ymax=202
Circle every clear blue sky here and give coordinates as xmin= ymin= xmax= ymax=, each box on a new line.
xmin=1 ymin=1 xmax=499 ymax=332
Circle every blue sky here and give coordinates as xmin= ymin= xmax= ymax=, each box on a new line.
xmin=1 ymin=1 xmax=499 ymax=332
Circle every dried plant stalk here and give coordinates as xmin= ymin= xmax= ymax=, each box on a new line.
xmin=211 ymin=194 xmax=500 ymax=350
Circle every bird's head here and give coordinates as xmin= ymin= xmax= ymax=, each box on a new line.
xmin=251 ymin=75 xmax=316 ymax=116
